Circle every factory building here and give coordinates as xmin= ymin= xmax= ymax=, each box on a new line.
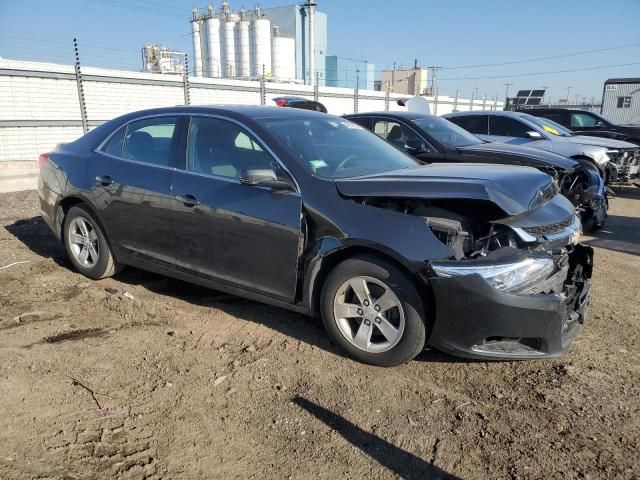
xmin=190 ymin=1 xmax=327 ymax=85
xmin=141 ymin=44 xmax=186 ymax=75
xmin=325 ymin=56 xmax=375 ymax=90
xmin=379 ymin=67 xmax=429 ymax=96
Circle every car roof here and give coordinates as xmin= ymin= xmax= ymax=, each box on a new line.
xmin=345 ymin=111 xmax=436 ymax=121
xmin=445 ymin=110 xmax=529 ymax=119
xmin=114 ymin=105 xmax=331 ymax=121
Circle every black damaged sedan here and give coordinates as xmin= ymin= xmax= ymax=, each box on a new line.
xmin=38 ymin=106 xmax=593 ymax=366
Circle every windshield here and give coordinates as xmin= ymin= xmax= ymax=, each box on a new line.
xmin=524 ymin=114 xmax=573 ymax=137
xmin=257 ymin=116 xmax=419 ymax=179
xmin=412 ymin=116 xmax=482 ymax=147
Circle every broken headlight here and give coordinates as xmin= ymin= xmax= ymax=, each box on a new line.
xmin=431 ymin=254 xmax=555 ymax=294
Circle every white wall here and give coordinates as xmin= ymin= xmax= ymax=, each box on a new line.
xmin=0 ymin=59 xmax=503 ymax=162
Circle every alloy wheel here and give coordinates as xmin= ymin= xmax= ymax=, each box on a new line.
xmin=68 ymin=216 xmax=100 ymax=268
xmin=333 ymin=276 xmax=405 ymax=353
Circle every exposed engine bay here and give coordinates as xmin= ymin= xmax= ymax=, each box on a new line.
xmin=359 ymin=197 xmax=546 ymax=260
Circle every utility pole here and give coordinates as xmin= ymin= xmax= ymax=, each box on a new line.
xmin=427 ymin=65 xmax=441 ymax=96
xmin=566 ymin=86 xmax=572 ymax=103
xmin=503 ymin=82 xmax=513 ymax=102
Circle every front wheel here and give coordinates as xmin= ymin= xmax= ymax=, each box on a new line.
xmin=63 ymin=204 xmax=121 ymax=280
xmin=320 ymin=255 xmax=427 ymax=367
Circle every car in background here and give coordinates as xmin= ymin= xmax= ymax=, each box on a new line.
xmin=272 ymin=96 xmax=328 ymax=113
xmin=38 ymin=106 xmax=593 ymax=365
xmin=524 ymin=108 xmax=640 ymax=145
xmin=524 ymin=108 xmax=640 ymax=179
xmin=444 ymin=110 xmax=640 ymax=183
xmin=345 ymin=112 xmax=607 ymax=231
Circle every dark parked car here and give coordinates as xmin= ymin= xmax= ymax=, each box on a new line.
xmin=345 ymin=112 xmax=607 ymax=231
xmin=524 ymin=108 xmax=640 ymax=179
xmin=524 ymin=108 xmax=640 ymax=144
xmin=38 ymin=106 xmax=593 ymax=366
xmin=272 ymin=96 xmax=327 ymax=113
xmin=444 ymin=110 xmax=639 ymax=183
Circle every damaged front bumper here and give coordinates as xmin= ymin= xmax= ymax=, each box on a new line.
xmin=426 ymin=244 xmax=593 ymax=360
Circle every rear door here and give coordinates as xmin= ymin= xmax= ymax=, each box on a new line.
xmin=89 ymin=115 xmax=181 ymax=266
xmin=170 ymin=115 xmax=303 ymax=302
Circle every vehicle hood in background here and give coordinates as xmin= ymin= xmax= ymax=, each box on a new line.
xmin=335 ymin=163 xmax=556 ymax=216
xmin=457 ymin=142 xmax=578 ymax=170
xmin=566 ymin=135 xmax=637 ymax=149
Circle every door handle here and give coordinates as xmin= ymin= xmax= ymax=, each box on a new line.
xmin=95 ymin=175 xmax=114 ymax=186
xmin=175 ymin=194 xmax=200 ymax=206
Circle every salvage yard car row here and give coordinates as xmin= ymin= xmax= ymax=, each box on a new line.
xmin=38 ymin=105 xmax=597 ymax=366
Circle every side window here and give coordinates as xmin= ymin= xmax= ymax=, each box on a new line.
xmin=540 ymin=112 xmax=566 ymax=126
xmin=373 ymin=120 xmax=420 ymax=148
xmin=347 ymin=117 xmax=371 ymax=130
xmin=100 ymin=126 xmax=126 ymax=157
xmin=122 ymin=117 xmax=177 ymax=166
xmin=489 ymin=116 xmax=532 ymax=138
xmin=570 ymin=113 xmax=598 ymax=128
xmin=187 ymin=117 xmax=276 ymax=179
xmin=449 ymin=115 xmax=488 ymax=135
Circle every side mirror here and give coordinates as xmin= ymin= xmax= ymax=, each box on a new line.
xmin=595 ymin=120 xmax=605 ymax=128
xmin=240 ymin=168 xmax=295 ymax=192
xmin=526 ymin=131 xmax=543 ymax=139
xmin=404 ymin=140 xmax=429 ymax=154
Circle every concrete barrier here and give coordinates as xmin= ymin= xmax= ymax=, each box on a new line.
xmin=0 ymin=161 xmax=39 ymax=193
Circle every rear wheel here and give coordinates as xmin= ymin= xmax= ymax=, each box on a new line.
xmin=63 ymin=204 xmax=120 ymax=279
xmin=320 ymin=255 xmax=427 ymax=367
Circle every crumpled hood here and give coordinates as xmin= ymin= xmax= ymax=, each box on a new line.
xmin=335 ymin=163 xmax=556 ymax=216
xmin=567 ymin=135 xmax=637 ymax=149
xmin=457 ymin=142 xmax=578 ymax=170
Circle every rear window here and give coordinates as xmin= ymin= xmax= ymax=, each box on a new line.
xmin=121 ymin=117 xmax=178 ymax=167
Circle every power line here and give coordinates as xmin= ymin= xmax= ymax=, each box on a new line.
xmin=438 ymin=62 xmax=640 ymax=81
xmin=441 ymin=41 xmax=640 ymax=70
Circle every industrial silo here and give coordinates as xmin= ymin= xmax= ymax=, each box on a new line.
xmin=235 ymin=9 xmax=251 ymax=78
xmin=190 ymin=9 xmax=203 ymax=77
xmin=251 ymin=6 xmax=272 ymax=77
xmin=271 ymin=27 xmax=295 ymax=81
xmin=204 ymin=5 xmax=221 ymax=77
xmin=219 ymin=1 xmax=237 ymax=78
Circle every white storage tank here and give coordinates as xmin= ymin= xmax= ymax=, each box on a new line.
xmin=251 ymin=7 xmax=272 ymax=77
xmin=190 ymin=9 xmax=203 ymax=77
xmin=235 ymin=10 xmax=250 ymax=78
xmin=204 ymin=6 xmax=221 ymax=77
xmin=271 ymin=28 xmax=295 ymax=81
xmin=222 ymin=18 xmax=237 ymax=77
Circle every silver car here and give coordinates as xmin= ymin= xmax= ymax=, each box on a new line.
xmin=444 ymin=110 xmax=640 ymax=182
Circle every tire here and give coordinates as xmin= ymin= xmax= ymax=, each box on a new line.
xmin=320 ymin=255 xmax=427 ymax=367
xmin=63 ymin=204 xmax=120 ymax=280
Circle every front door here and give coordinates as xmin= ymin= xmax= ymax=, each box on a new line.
xmin=88 ymin=115 xmax=181 ymax=266
xmin=171 ymin=115 xmax=303 ymax=302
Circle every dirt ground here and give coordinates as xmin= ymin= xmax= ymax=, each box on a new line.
xmin=0 ymin=187 xmax=638 ymax=480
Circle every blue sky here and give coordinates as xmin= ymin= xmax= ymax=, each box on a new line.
xmin=1 ymin=0 xmax=639 ymax=101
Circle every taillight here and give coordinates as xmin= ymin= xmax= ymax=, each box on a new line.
xmin=275 ymin=99 xmax=288 ymax=107
xmin=38 ymin=153 xmax=49 ymax=169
